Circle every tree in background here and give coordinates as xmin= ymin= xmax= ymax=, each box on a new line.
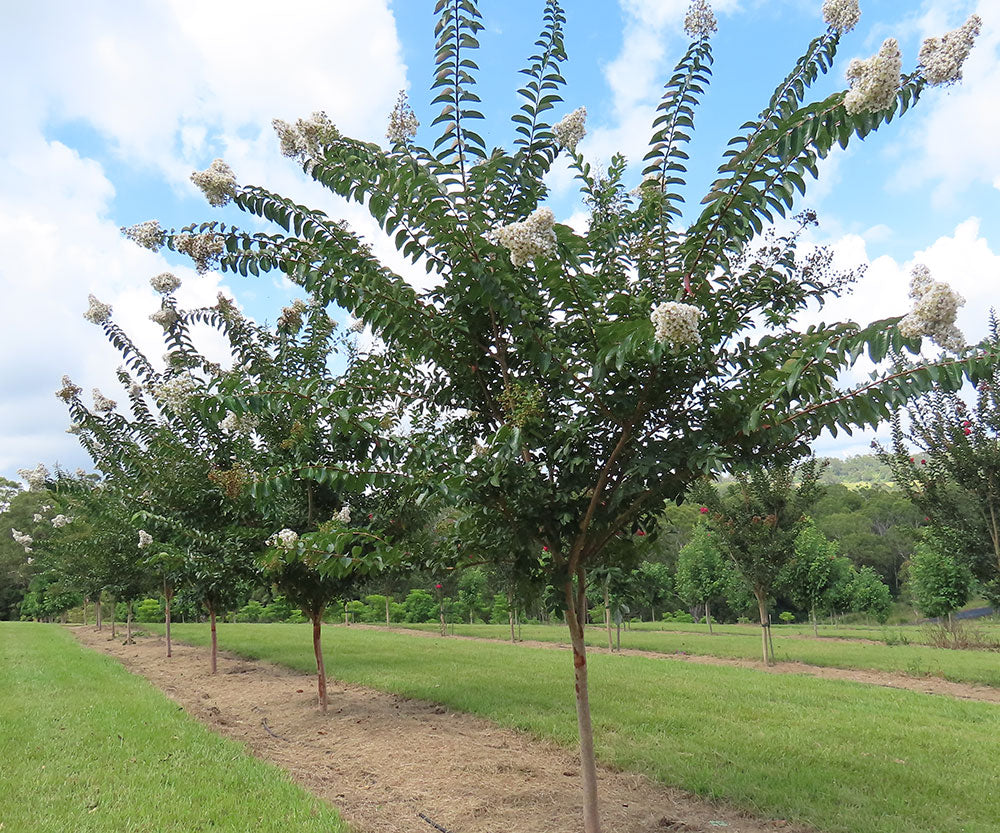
xmin=780 ymin=519 xmax=836 ymax=635
xmin=878 ymin=318 xmax=1000 ymax=606
xmin=908 ymin=536 xmax=972 ymax=622
xmin=697 ymin=461 xmax=824 ymax=662
xmin=675 ymin=525 xmax=728 ymax=633
xmin=849 ymin=565 xmax=892 ymax=623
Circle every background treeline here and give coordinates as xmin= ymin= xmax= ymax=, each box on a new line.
xmin=1 ymin=456 xmax=931 ymax=628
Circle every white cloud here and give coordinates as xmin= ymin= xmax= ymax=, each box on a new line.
xmin=0 ymin=1 xmax=408 ymax=479
xmin=890 ymin=0 xmax=999 ymax=205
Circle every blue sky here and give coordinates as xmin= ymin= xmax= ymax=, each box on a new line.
xmin=1 ymin=0 xmax=997 ymax=484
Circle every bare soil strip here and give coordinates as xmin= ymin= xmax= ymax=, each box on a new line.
xmin=73 ymin=627 xmax=807 ymax=833
xmin=376 ymin=626 xmax=1000 ymax=705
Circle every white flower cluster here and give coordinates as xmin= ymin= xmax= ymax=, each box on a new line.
xmin=174 ymin=232 xmax=224 ymax=274
xmin=33 ymin=513 xmax=44 ymax=523
xmin=919 ymin=15 xmax=982 ymax=86
xmin=898 ymin=263 xmax=965 ymax=351
xmin=56 ymin=375 xmax=82 ymax=403
xmin=138 ymin=530 xmax=153 ymax=550
xmin=122 ymin=220 xmax=165 ymax=251
xmin=130 ymin=383 xmax=144 ymax=398
xmin=150 ymin=272 xmax=181 ymax=294
xmin=334 ymin=505 xmax=351 ymax=524
xmin=191 ymin=159 xmax=238 ymax=207
xmin=267 ymin=528 xmax=299 ymax=550
xmin=822 ymin=0 xmax=860 ymax=33
xmin=92 ymin=388 xmax=117 ymax=413
xmin=220 ymin=410 xmax=258 ymax=435
xmin=347 ymin=318 xmax=365 ymax=333
xmin=684 ymin=0 xmax=717 ymax=40
xmin=66 ymin=423 xmax=83 ymax=435
xmin=11 ymin=529 xmax=33 ymax=553
xmin=844 ymin=38 xmax=902 ymax=114
xmin=386 ymin=91 xmax=419 ymax=145
xmin=17 ymin=463 xmax=49 ymax=491
xmin=152 ymin=374 xmax=201 ymax=413
xmin=278 ymin=299 xmax=308 ymax=332
xmin=150 ymin=307 xmax=179 ymax=329
xmin=84 ymin=295 xmax=112 ymax=325
xmin=553 ymin=106 xmax=587 ymax=153
xmin=492 ymin=207 xmax=558 ymax=267
xmin=650 ymin=301 xmax=703 ymax=349
xmin=273 ymin=111 xmax=340 ymax=161
xmin=51 ymin=514 xmax=72 ymax=528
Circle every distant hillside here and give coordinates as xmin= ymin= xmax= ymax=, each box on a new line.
xmin=816 ymin=454 xmax=895 ymax=487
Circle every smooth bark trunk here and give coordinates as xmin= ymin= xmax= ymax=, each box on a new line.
xmin=564 ymin=576 xmax=602 ymax=833
xmin=312 ymin=613 xmax=328 ymax=713
xmin=126 ymin=601 xmax=133 ymax=644
xmin=604 ymin=583 xmax=613 ymax=651
xmin=754 ymin=589 xmax=771 ymax=665
xmin=385 ymin=597 xmax=391 ymax=627
xmin=812 ymin=605 xmax=819 ymax=637
xmin=110 ymin=601 xmax=117 ymax=639
xmin=439 ymin=602 xmax=446 ymax=637
xmin=164 ymin=580 xmax=173 ymax=658
xmin=96 ymin=595 xmax=102 ymax=631
xmin=509 ymin=607 xmax=516 ymax=643
xmin=706 ymin=601 xmax=713 ymax=635
xmin=209 ymin=605 xmax=218 ymax=674
xmin=83 ymin=597 xmax=88 ymax=627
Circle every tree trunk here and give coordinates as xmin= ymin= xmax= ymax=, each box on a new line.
xmin=83 ymin=597 xmax=88 ymax=627
xmin=385 ymin=596 xmax=391 ymax=627
xmin=312 ymin=612 xmax=328 ymax=713
xmin=209 ymin=604 xmax=218 ymax=674
xmin=509 ymin=606 xmax=516 ymax=643
xmin=164 ymin=580 xmax=173 ymax=658
xmin=604 ymin=581 xmax=613 ymax=652
xmin=564 ymin=576 xmax=601 ymax=833
xmin=706 ymin=601 xmax=713 ymax=635
xmin=110 ymin=600 xmax=117 ymax=639
xmin=754 ymin=589 xmax=771 ymax=665
xmin=615 ymin=613 xmax=621 ymax=651
xmin=96 ymin=595 xmax=102 ymax=631
xmin=126 ymin=601 xmax=133 ymax=644
xmin=812 ymin=605 xmax=818 ymax=637
xmin=651 ymin=605 xmax=656 ymax=623
xmin=439 ymin=601 xmax=447 ymax=637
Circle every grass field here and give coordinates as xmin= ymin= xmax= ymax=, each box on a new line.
xmin=398 ymin=621 xmax=1000 ymax=687
xmin=0 ymin=622 xmax=347 ymax=833
xmin=155 ymin=621 xmax=1000 ymax=833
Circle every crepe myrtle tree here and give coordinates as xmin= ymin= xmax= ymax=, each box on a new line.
xmin=65 ymin=282 xmax=265 ymax=671
xmin=675 ymin=523 xmax=729 ymax=633
xmin=121 ymin=1 xmax=989 ymax=828
xmin=877 ymin=317 xmax=1000 ymax=607
xmin=694 ymin=460 xmax=825 ymax=663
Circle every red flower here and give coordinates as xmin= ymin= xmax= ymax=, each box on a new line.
xmin=636 ymin=530 xmax=645 ymax=536
xmin=964 ymin=427 xmax=972 ymax=435
xmin=368 ymin=513 xmax=373 ymax=520
xmin=435 ymin=583 xmax=442 ymax=590
xmin=699 ymin=507 xmax=709 ymax=514
xmin=962 ymin=420 xmax=971 ymax=427
xmin=542 ymin=545 xmax=549 ymax=552
xmin=924 ymin=516 xmax=930 ymax=522
xmin=909 ymin=457 xmax=915 ymax=463
xmin=921 ymin=459 xmax=926 ymax=465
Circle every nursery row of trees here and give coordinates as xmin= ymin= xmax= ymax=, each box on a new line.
xmin=3 ymin=2 xmax=992 ymax=830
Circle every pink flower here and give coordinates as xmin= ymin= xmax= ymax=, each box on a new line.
xmin=435 ymin=583 xmax=443 ymax=590
xmin=699 ymin=507 xmax=709 ymax=514
xmin=964 ymin=428 xmax=972 ymax=435
xmin=542 ymin=545 xmax=549 ymax=552
xmin=636 ymin=530 xmax=646 ymax=536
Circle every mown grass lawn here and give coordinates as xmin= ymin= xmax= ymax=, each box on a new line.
xmin=159 ymin=621 xmax=1000 ymax=833
xmin=0 ymin=622 xmax=347 ymax=833
xmin=400 ymin=621 xmax=1000 ymax=687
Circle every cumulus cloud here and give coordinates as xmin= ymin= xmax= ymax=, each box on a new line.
xmin=890 ymin=0 xmax=999 ymax=205
xmin=0 ymin=1 xmax=408 ymax=478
